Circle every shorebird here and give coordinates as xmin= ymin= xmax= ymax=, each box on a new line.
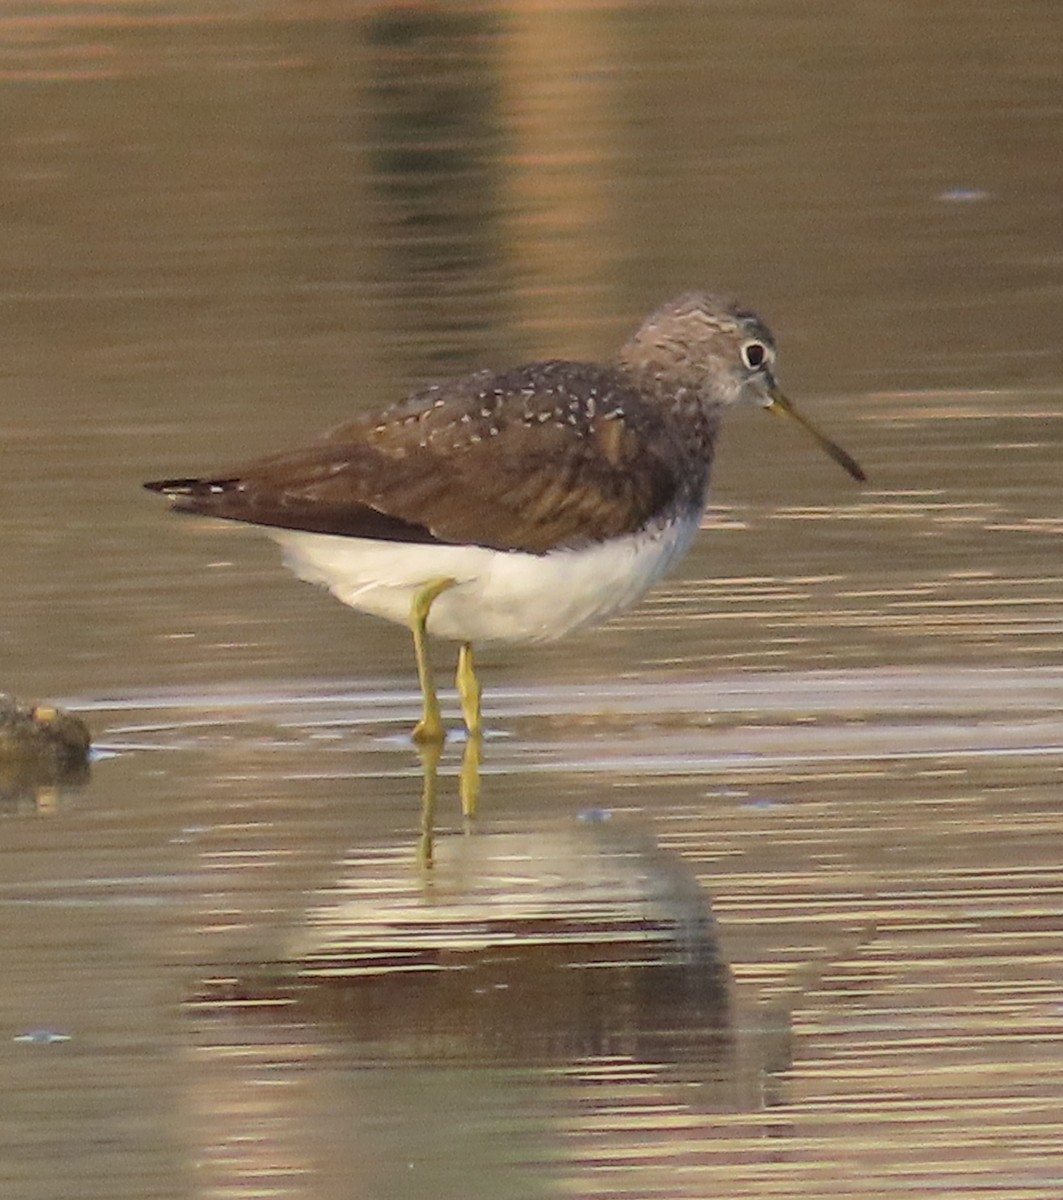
xmin=145 ymin=291 xmax=864 ymax=742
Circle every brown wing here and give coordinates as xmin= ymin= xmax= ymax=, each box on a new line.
xmin=144 ymin=361 xmax=698 ymax=555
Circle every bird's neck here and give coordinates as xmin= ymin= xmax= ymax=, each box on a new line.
xmin=615 ymin=357 xmax=723 ymax=440
xmin=610 ymin=357 xmax=722 ymax=512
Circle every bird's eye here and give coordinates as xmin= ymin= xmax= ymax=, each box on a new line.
xmin=742 ymin=340 xmax=768 ymax=370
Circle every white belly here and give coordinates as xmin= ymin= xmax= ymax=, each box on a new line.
xmin=268 ymin=513 xmax=701 ymax=645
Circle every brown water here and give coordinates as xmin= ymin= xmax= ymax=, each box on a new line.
xmin=2 ymin=4 xmax=1063 ymax=1198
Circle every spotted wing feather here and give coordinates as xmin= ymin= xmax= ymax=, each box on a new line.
xmin=144 ymin=362 xmax=708 ymax=554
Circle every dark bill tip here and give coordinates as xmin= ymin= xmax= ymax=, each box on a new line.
xmin=767 ymin=388 xmax=866 ymax=483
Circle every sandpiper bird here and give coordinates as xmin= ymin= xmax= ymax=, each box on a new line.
xmin=145 ymin=292 xmax=864 ymax=743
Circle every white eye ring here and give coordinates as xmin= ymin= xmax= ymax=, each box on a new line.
xmin=741 ymin=340 xmax=770 ymax=370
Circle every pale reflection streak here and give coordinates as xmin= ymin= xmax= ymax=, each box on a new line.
xmin=497 ymin=7 xmax=621 ymax=352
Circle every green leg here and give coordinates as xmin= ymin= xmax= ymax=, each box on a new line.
xmin=455 ymin=641 xmax=483 ymax=738
xmin=410 ymin=577 xmax=457 ymax=744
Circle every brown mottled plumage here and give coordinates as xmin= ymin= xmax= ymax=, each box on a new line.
xmin=146 ymin=361 xmax=720 ymax=554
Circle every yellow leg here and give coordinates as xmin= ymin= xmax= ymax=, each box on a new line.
xmin=410 ymin=577 xmax=457 ymax=743
xmin=455 ymin=641 xmax=483 ymax=737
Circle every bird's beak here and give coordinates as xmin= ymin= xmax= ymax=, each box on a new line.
xmin=765 ymin=383 xmax=866 ymax=482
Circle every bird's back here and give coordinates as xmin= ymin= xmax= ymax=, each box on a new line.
xmin=145 ymin=359 xmax=717 ymax=555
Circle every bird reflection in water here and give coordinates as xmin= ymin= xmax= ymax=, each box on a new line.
xmin=193 ymin=809 xmax=743 ymax=1082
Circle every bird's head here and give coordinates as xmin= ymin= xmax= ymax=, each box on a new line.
xmin=617 ymin=291 xmax=865 ymax=482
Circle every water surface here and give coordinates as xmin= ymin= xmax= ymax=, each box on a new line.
xmin=1 ymin=4 xmax=1062 ymax=1198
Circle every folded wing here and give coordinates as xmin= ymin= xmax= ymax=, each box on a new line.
xmin=145 ymin=362 xmax=696 ymax=555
